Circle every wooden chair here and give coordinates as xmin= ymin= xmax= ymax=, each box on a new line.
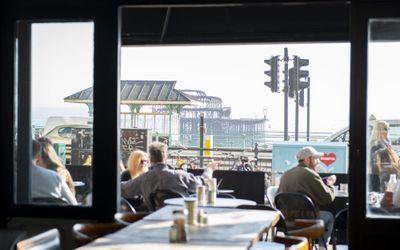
xmin=114 ymin=211 xmax=150 ymax=226
xmin=16 ymin=228 xmax=60 ymax=250
xmin=274 ymin=235 xmax=308 ymax=250
xmin=72 ymin=222 xmax=125 ymax=247
xmin=287 ymin=219 xmax=325 ymax=250
xmin=251 ymin=235 xmax=308 ymax=250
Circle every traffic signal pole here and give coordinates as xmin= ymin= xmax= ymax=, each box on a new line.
xmin=294 ymin=57 xmax=299 ymax=141
xmin=283 ymin=48 xmax=289 ymax=141
xmin=307 ymin=81 xmax=310 ymax=141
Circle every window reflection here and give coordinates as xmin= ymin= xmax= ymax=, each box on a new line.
xmin=14 ymin=22 xmax=94 ymax=206
xmin=367 ymin=19 xmax=400 ymax=217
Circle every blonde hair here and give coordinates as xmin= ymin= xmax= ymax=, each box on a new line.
xmin=126 ymin=150 xmax=148 ymax=178
xmin=369 ymin=120 xmax=390 ymax=143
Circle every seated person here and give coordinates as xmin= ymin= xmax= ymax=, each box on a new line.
xmin=120 ymin=150 xmax=149 ymax=181
xmin=31 ymin=139 xmax=77 ymax=205
xmin=37 ymin=137 xmax=75 ymax=195
xmin=121 ymin=142 xmax=217 ymax=210
xmin=278 ymin=146 xmax=336 ymax=245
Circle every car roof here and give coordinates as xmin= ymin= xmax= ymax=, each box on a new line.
xmin=324 ymin=119 xmax=400 ymax=142
xmin=43 ymin=116 xmax=93 ymax=135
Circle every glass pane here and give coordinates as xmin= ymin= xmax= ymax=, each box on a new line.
xmin=14 ymin=21 xmax=94 ymax=206
xmin=119 ymin=6 xmax=350 ymax=215
xmin=367 ymin=19 xmax=400 ymax=217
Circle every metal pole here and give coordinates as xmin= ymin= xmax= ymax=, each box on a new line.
xmin=283 ymin=48 xmax=289 ymax=141
xmin=307 ymin=79 xmax=311 ymax=141
xmin=199 ymin=113 xmax=204 ymax=168
xmin=295 ymin=94 xmax=299 ymax=141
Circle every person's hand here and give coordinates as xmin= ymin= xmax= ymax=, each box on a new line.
xmin=326 ymin=175 xmax=337 ymax=185
xmin=207 ymin=160 xmax=218 ymax=170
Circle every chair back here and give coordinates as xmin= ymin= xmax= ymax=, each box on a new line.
xmin=287 ymin=219 xmax=325 ymax=250
xmin=332 ymin=207 xmax=348 ymax=249
xmin=266 ymin=186 xmax=279 ymax=207
xmin=72 ymin=222 xmax=125 ymax=247
xmin=114 ymin=212 xmax=150 ymax=226
xmin=16 ymin=229 xmax=60 ymax=250
xmin=120 ymin=197 xmax=136 ymax=213
xmin=274 ymin=192 xmax=318 ymax=226
xmin=149 ymin=189 xmax=185 ymax=211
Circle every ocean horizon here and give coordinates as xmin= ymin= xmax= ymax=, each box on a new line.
xmin=32 ymin=107 xmax=89 ymax=127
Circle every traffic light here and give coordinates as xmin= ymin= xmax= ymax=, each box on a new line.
xmin=294 ymin=56 xmax=310 ymax=90
xmin=288 ymin=56 xmax=309 ymax=98
xmin=264 ymin=56 xmax=280 ymax=93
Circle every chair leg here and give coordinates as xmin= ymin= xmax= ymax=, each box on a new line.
xmin=322 ymin=238 xmax=328 ymax=249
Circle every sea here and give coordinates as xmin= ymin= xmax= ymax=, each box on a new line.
xmin=32 ymin=107 xmax=89 ymax=128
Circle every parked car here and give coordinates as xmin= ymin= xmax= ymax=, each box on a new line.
xmin=44 ymin=117 xmax=93 ymax=164
xmin=324 ymin=119 xmax=400 ymax=151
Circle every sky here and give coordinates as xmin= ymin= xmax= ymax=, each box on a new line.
xmin=29 ymin=22 xmax=399 ymax=134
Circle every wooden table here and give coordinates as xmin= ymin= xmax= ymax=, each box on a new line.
xmin=163 ymin=197 xmax=256 ymax=208
xmin=78 ymin=205 xmax=280 ymax=250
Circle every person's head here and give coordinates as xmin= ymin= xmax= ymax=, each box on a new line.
xmin=370 ymin=120 xmax=390 ymax=141
xmin=126 ymin=150 xmax=149 ymax=178
xmin=296 ymin=146 xmax=324 ymax=170
xmin=37 ymin=136 xmax=54 ymax=146
xmin=32 ymin=139 xmax=42 ymax=165
xmin=149 ymin=142 xmax=168 ymax=164
xmin=36 ymin=137 xmax=64 ymax=170
xmin=240 ymin=156 xmax=249 ymax=163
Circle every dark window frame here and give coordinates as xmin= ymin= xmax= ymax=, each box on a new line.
xmin=1 ymin=4 xmax=120 ymax=221
xmin=349 ymin=2 xmax=400 ymax=249
xmin=2 ymin=2 xmax=400 ymax=248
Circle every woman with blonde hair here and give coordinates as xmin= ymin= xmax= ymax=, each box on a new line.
xmin=120 ymin=150 xmax=149 ymax=181
xmin=37 ymin=137 xmax=76 ymax=196
xmin=369 ymin=120 xmax=400 ymax=192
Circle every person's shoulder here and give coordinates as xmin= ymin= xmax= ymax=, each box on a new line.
xmin=34 ymin=165 xmax=56 ymax=175
xmin=33 ymin=166 xmax=61 ymax=181
xmin=283 ymin=165 xmax=301 ymax=174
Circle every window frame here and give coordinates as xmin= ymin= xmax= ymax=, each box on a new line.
xmin=1 ymin=4 xmax=120 ymax=220
xmin=349 ymin=2 xmax=400 ymax=249
xmin=5 ymin=4 xmax=400 ymax=248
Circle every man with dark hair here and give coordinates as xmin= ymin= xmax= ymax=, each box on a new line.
xmin=121 ymin=142 xmax=217 ymax=210
xmin=31 ymin=139 xmax=77 ymax=205
xmin=278 ymin=146 xmax=336 ymax=247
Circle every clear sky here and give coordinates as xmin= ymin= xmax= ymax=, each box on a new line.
xmin=30 ymin=22 xmax=399 ymax=134
xmin=121 ymin=43 xmax=350 ymax=132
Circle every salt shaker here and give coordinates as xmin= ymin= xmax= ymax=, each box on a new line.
xmin=197 ymin=209 xmax=208 ymax=226
xmin=170 ymin=209 xmax=188 ymax=243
